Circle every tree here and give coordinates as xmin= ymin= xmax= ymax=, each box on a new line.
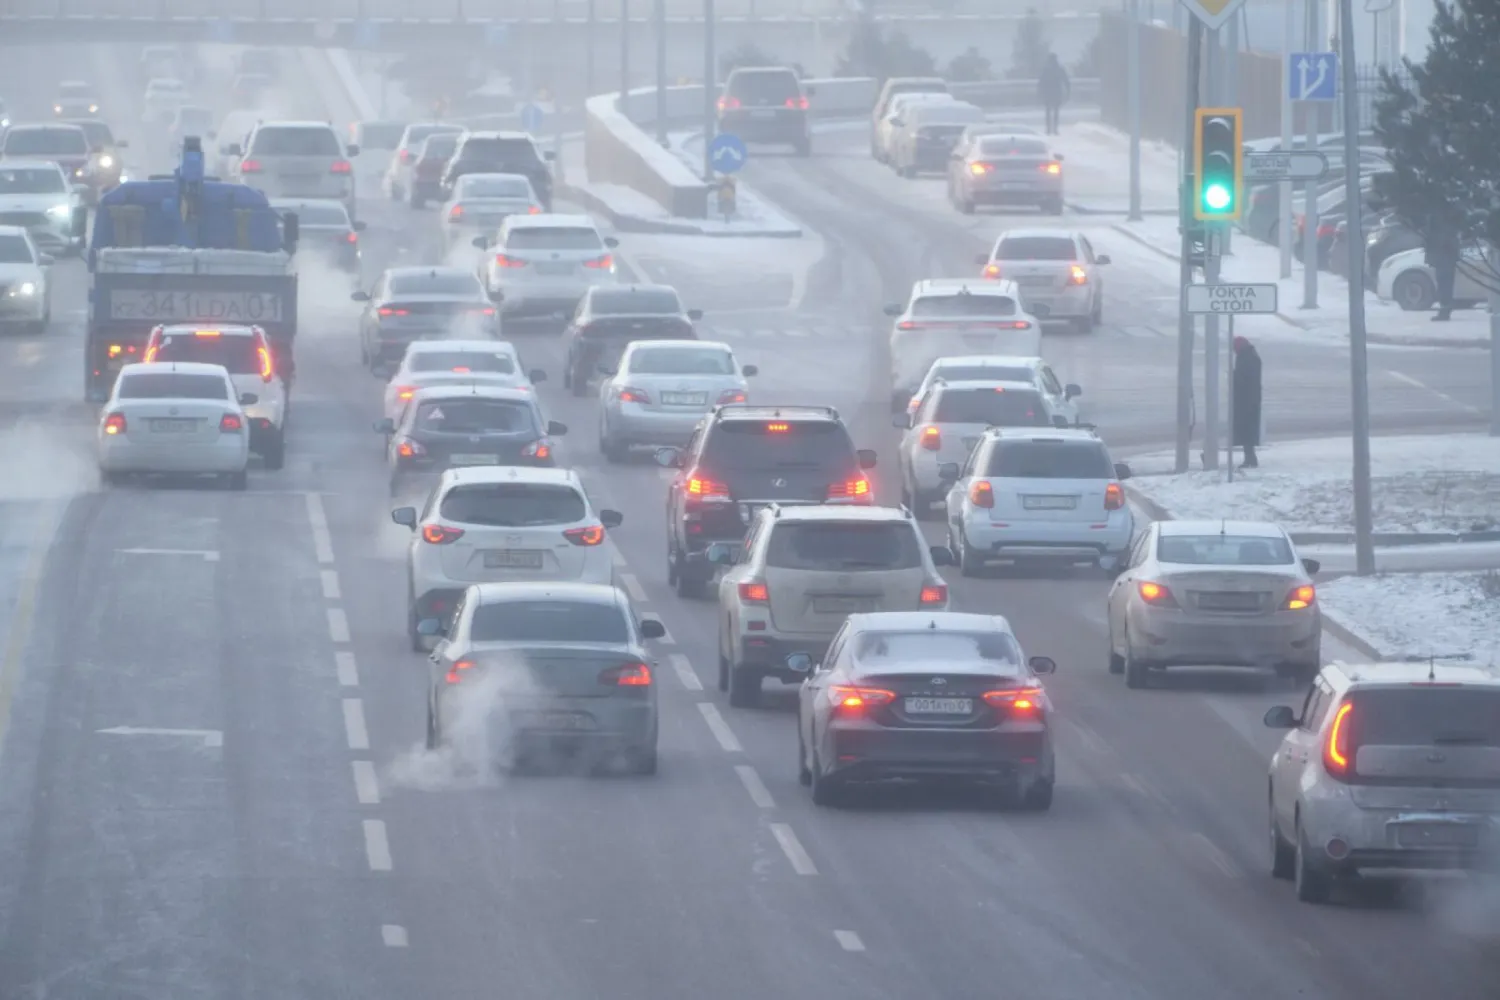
xmin=1072 ymin=30 xmax=1102 ymax=77
xmin=834 ymin=14 xmax=937 ymax=81
xmin=1006 ymin=7 xmax=1051 ymax=81
xmin=720 ymin=42 xmax=780 ymax=79
xmin=947 ymin=46 xmax=992 ymax=83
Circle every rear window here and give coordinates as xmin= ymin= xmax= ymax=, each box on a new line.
xmin=728 ymin=70 xmax=801 ymax=101
xmin=581 ymin=317 xmax=696 ymax=340
xmin=993 ymin=236 xmax=1077 ymax=261
xmin=410 ymin=351 xmax=516 ymax=374
xmin=1155 ymin=533 xmax=1296 ymax=566
xmin=459 ymin=175 xmax=533 ymax=199
xmin=765 ymin=522 xmax=922 ymax=571
xmin=117 ymin=372 xmax=229 ymax=399
xmin=591 ymin=289 xmax=680 ymax=316
xmin=405 ymin=124 xmax=461 ymax=149
xmin=0 ymin=168 xmax=63 ymax=194
xmin=413 ymin=399 xmax=535 ymax=434
xmin=469 ymin=600 xmax=628 ymax=643
xmin=278 ymin=203 xmax=348 ymax=226
xmin=628 ymin=346 xmax=733 ymax=375
xmin=884 ymin=82 xmax=947 ymax=111
xmin=420 ymin=135 xmax=459 ymax=158
xmin=933 ymin=388 xmax=1049 ymax=425
xmin=911 ymin=293 xmax=1016 ymax=318
xmin=704 ymin=421 xmax=854 ymax=471
xmin=853 ymin=630 xmax=1022 ymax=670
xmin=0 ymin=234 xmax=33 ymax=263
xmin=4 ymin=128 xmax=87 ymax=155
xmin=388 ymin=272 xmax=483 ymax=296
xmin=985 ymin=440 xmax=1113 ymax=478
xmin=459 ymin=137 xmax=541 ymax=163
xmin=979 ymin=137 xmax=1049 ymax=157
xmin=152 ymin=333 xmax=260 ymax=374
xmin=357 ymin=122 xmax=405 ymax=149
xmin=249 ymin=127 xmax=341 ymax=157
xmin=505 ymin=226 xmax=603 ymax=251
xmin=440 ymin=482 xmax=586 ymax=526
xmin=933 ymin=365 xmax=1032 ymax=386
xmin=1349 ymin=689 xmax=1500 ymax=748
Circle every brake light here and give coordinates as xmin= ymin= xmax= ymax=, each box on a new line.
xmin=523 ymin=439 xmax=552 ymax=461
xmin=968 ymin=161 xmax=994 ymax=176
xmin=1068 ymin=264 xmax=1088 ymax=285
xmin=896 ymin=321 xmax=922 ymax=330
xmin=982 ymin=263 xmax=1001 ymax=278
xmin=717 ymin=96 xmax=742 ymax=111
xmin=983 ymin=686 xmax=1044 ymax=711
xmin=395 ymin=437 xmax=424 ymax=458
xmin=473 ymin=306 xmax=496 ymax=316
xmin=238 ymin=159 xmax=262 ymax=173
xmin=219 ymin=413 xmax=243 ymax=432
xmin=920 ymin=425 xmax=941 ymax=451
xmin=564 ymin=524 xmax=605 ymax=546
xmin=395 ymin=385 xmax=415 ymax=401
xmin=449 ymin=205 xmax=463 ymax=221
xmin=1285 ymin=584 xmax=1316 ymax=610
xmin=528 ymin=205 xmax=541 ymax=214
xmin=331 ymin=160 xmax=352 ymax=174
xmin=827 ymin=478 xmax=870 ymax=500
xmin=1104 ymin=483 xmax=1124 ymax=510
xmin=1137 ymin=581 xmax=1178 ymax=607
xmin=766 ymin=422 xmax=789 ymax=433
xmin=1042 ymin=162 xmax=1061 ymax=175
xmin=493 ymin=253 xmax=526 ymax=268
xmin=1323 ymin=701 xmax=1354 ymax=777
xmin=919 ymin=584 xmax=947 ymax=605
xmin=444 ymin=659 xmax=476 ymax=684
xmin=716 ymin=389 xmax=747 ymax=405
xmin=830 ymin=685 xmax=896 ymax=712
xmin=346 ymin=230 xmax=358 ymax=244
xmin=969 ymin=480 xmax=993 ymax=508
xmin=583 ymin=254 xmax=613 ymax=270
xmin=141 ymin=345 xmax=158 ymax=362
xmin=686 ymin=473 xmax=731 ymax=502
xmin=785 ymin=96 xmax=809 ymax=110
xmin=617 ymin=387 xmax=650 ymax=404
xmin=604 ymin=662 xmax=652 ymax=686
xmin=738 ymin=581 xmax=769 ymax=603
xmin=378 ymin=307 xmax=409 ymax=317
xmin=194 ymin=329 xmax=221 ymax=337
xmin=400 ymin=149 xmax=413 ymax=164
xmin=103 ymin=412 xmax=126 ymax=435
xmin=421 ymin=524 xmax=464 ymax=544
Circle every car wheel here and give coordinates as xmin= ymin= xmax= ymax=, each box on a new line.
xmin=1294 ymin=817 xmax=1333 ymax=903
xmin=1123 ymin=634 xmax=1150 ymax=689
xmin=225 ymin=469 xmax=248 ymax=491
xmin=1043 ymin=196 xmax=1065 ymax=216
xmin=1392 ymin=270 xmax=1436 ymax=311
xmin=1092 ymin=297 xmax=1103 ymax=325
xmin=1072 ymin=316 xmax=1093 ymax=334
xmin=425 ymin=696 xmax=441 ymax=749
xmin=809 ymin=748 xmax=842 ymax=806
xmin=666 ymin=541 xmax=680 ymax=586
xmin=798 ymin=729 xmax=812 ymax=786
xmin=727 ymin=664 xmax=761 ymax=708
xmin=261 ymin=428 xmax=286 ymax=471
xmin=600 ymin=428 xmax=627 ymax=464
xmin=570 ymin=370 xmax=590 ymax=398
xmin=900 ymin=163 xmax=916 ymax=179
xmin=1270 ymin=794 xmax=1295 ymax=879
xmin=957 ymin=196 xmax=975 ymax=215
xmin=410 ymin=193 xmax=425 ymax=209
xmin=629 ymin=744 xmax=658 ymax=775
xmin=717 ymin=634 xmax=731 ymax=692
xmin=889 ymin=388 xmax=910 ymax=413
xmin=1107 ymin=632 xmax=1125 ymax=674
xmin=389 ymin=472 xmax=404 ymax=497
xmin=408 ymin=604 xmax=427 ymax=653
xmin=100 ymin=469 xmax=126 ymax=487
xmin=957 ymin=530 xmax=983 ymax=578
xmin=1022 ymin=776 xmax=1054 ymax=811
xmin=794 ymin=137 xmax=811 ymax=157
xmin=674 ymin=554 xmax=704 ymax=599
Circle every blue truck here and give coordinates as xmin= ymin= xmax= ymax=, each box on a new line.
xmin=84 ymin=137 xmax=300 ymax=401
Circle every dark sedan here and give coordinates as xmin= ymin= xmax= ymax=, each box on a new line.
xmin=353 ymin=266 xmax=498 ymax=373
xmin=378 ymin=384 xmax=567 ymax=493
xmin=272 ymin=198 xmax=363 ymax=273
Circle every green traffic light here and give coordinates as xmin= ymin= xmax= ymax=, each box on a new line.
xmin=1203 ymin=183 xmax=1232 ymax=211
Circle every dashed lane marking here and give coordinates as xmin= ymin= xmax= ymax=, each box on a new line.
xmin=667 ymin=653 xmax=703 ymax=691
xmin=734 ymin=764 xmax=776 ymax=808
xmin=770 ymin=822 xmax=819 ymax=876
xmin=363 ymin=819 xmax=393 ymax=871
xmin=834 ymin=930 xmax=866 ymax=952
xmin=696 ymin=702 xmax=742 ymax=752
xmin=116 ymin=547 xmax=220 ymax=561
xmin=618 ymin=571 xmax=648 ymax=603
xmin=352 ymin=759 xmax=381 ymax=804
xmin=382 ymin=925 xmax=409 ymax=947
xmin=327 ymin=607 xmax=351 ymax=644
xmin=336 ymin=650 xmax=360 ymax=687
xmin=343 ymin=697 xmax=370 ymax=751
xmin=321 ymin=569 xmax=341 ymax=600
xmin=305 ymin=492 xmax=335 ymax=565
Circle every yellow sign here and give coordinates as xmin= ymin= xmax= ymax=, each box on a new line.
xmin=1177 ymin=0 xmax=1247 ymax=29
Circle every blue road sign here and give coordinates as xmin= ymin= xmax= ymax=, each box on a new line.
xmin=211 ymin=18 xmax=235 ymax=42
xmin=485 ymin=22 xmax=508 ymax=46
xmin=708 ymin=133 xmax=748 ymax=174
xmin=355 ymin=20 xmax=379 ymax=47
xmin=520 ymin=103 xmax=544 ymax=133
xmin=1289 ymin=52 xmax=1338 ymax=101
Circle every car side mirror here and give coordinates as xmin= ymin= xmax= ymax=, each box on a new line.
xmin=655 ymin=446 xmax=683 ymax=468
xmin=346 ymin=143 xmax=360 ymax=157
xmin=888 ymin=118 xmax=903 ymax=128
xmin=391 ymin=506 xmax=417 ymax=528
xmin=857 ymin=449 xmax=877 ymax=470
xmin=38 ymin=254 xmax=54 ymax=266
xmin=1114 ymin=462 xmax=1132 ymax=481
xmin=374 ymin=418 xmax=395 ymax=433
xmin=1052 ymin=414 xmax=1069 ymax=428
xmin=415 ymin=617 xmax=444 ymax=637
xmin=1095 ymin=254 xmax=1111 ymax=265
xmin=472 ymin=235 xmax=491 ymax=250
xmin=1263 ymin=705 xmax=1298 ymax=729
xmin=741 ymin=364 xmax=758 ymax=377
xmin=352 ymin=220 xmax=367 ymax=232
xmin=604 ymin=237 xmax=619 ymax=248
xmin=640 ymin=618 xmax=667 ymax=639
xmin=882 ymin=303 xmax=903 ymax=317
xmin=892 ymin=412 xmax=911 ymax=429
xmin=350 ymin=290 xmax=370 ymax=302
xmin=1028 ymin=655 xmax=1057 ymax=675
xmin=1064 ymin=383 xmax=1082 ymax=399
xmin=528 ymin=368 xmax=547 ymax=383
xmin=785 ymin=652 xmax=815 ymax=674
xmin=937 ymin=462 xmax=961 ymax=482
xmin=705 ymin=541 xmax=738 ymax=566
xmin=597 ymin=363 xmax=617 ymax=376
xmin=600 ymin=509 xmax=624 ymax=528
xmin=238 ymin=392 xmax=258 ymax=405
xmin=1301 ymin=558 xmax=1322 ymax=576
xmin=929 ymin=545 xmax=955 ymax=567
xmin=975 ymin=253 xmax=990 ymax=265
xmin=546 ymin=420 xmax=568 ymax=436
xmin=687 ymin=308 xmax=704 ymax=321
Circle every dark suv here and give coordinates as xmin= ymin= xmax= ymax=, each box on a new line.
xmin=715 ymin=67 xmax=812 ymax=156
xmin=441 ymin=131 xmax=554 ymax=210
xmin=655 ymin=405 xmax=876 ymax=597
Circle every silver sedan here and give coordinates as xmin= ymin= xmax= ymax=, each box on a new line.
xmin=597 ymin=339 xmax=755 ymax=462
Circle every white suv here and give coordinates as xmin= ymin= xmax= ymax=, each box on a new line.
xmin=708 ymin=504 xmax=954 ymax=707
xmin=392 ymin=467 xmax=622 ymax=650
xmin=476 ymin=214 xmax=620 ymax=320
xmin=940 ymin=427 xmax=1134 ymax=575
xmin=227 ymin=121 xmax=359 ymax=218
xmin=884 ymin=279 xmax=1041 ymax=410
xmin=905 ymin=355 xmax=1080 ymax=423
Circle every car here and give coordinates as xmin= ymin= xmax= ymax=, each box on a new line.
xmin=53 ymin=80 xmax=99 ymax=118
xmin=382 ymin=339 xmax=543 ymax=423
xmin=1376 ymin=244 xmax=1491 ymax=312
xmin=142 ymin=78 xmax=190 ymax=124
xmin=948 ymin=132 xmax=1065 ymax=215
xmin=884 ymin=279 xmax=1042 ymax=410
xmin=269 ymin=198 xmax=363 ymax=274
xmin=654 ymin=405 xmax=877 ymax=598
xmin=0 ymin=225 xmax=53 ymax=333
xmin=441 ymin=131 xmax=554 ymax=210
xmin=940 ymin=427 xmax=1133 ymax=576
xmin=230 ymin=72 xmax=272 ymax=105
xmin=561 ymin=284 xmax=700 ymax=396
xmin=440 ymin=173 xmax=542 ymax=248
xmin=416 ymin=581 xmax=663 ymax=773
xmin=142 ymin=324 xmax=289 ymax=469
xmin=791 ymin=611 xmax=1058 ymax=807
xmin=406 ymin=132 xmax=461 ymax=208
xmin=379 ymin=384 xmax=567 ymax=493
xmin=1106 ymin=519 xmax=1322 ymax=688
xmin=213 ymin=110 xmax=262 ymax=175
xmin=62 ymin=118 xmax=127 ymax=197
xmin=0 ymin=123 xmax=93 ymax=189
xmin=393 ymin=469 xmax=619 ymax=646
xmin=97 ymin=361 xmax=255 ymax=489
xmin=715 ymin=66 xmax=813 ymax=155
xmin=887 ymin=100 xmax=984 ymax=178
xmin=870 ymin=76 xmax=949 ymax=158
xmin=897 ymin=380 xmax=1066 ymax=515
xmin=904 ymin=355 xmax=1080 ymax=424
xmin=978 ymin=229 xmax=1108 ymax=332
xmin=0 ymin=159 xmax=86 ymax=256
xmin=227 ymin=121 xmax=359 ymax=219
xmin=957 ymin=122 xmax=1042 ymax=143
xmin=1264 ymin=660 xmax=1500 ymax=902
xmin=1362 ymin=212 xmax=1421 ymax=282
xmin=477 ymin=214 xmax=619 ymax=321
xmin=347 ymin=120 xmax=405 ymax=168
xmin=598 ymin=339 xmax=754 ymax=462
xmin=872 ymin=91 xmax=956 ymax=164
xmin=140 ymin=44 xmax=186 ymax=82
xmin=168 ymin=105 xmax=215 ymax=158
xmin=384 ymin=122 xmax=463 ymax=202
xmin=709 ymin=504 xmax=953 ymax=707
xmin=353 ymin=267 xmax=498 ymax=373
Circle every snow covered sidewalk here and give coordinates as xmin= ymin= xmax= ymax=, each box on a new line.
xmin=1319 ymin=571 xmax=1500 ymax=662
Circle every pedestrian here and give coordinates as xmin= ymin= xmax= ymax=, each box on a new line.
xmin=1037 ymin=53 xmax=1070 ymax=136
xmin=1232 ymin=336 xmax=1263 ymax=469
xmin=1424 ymin=217 xmax=1461 ymax=321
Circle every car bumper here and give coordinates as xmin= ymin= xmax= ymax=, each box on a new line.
xmin=484 ymin=702 xmax=657 ymax=761
xmin=0 ymin=294 xmax=46 ymax=322
xmin=737 ymin=634 xmax=833 ymax=681
xmin=818 ymin=721 xmax=1051 ymax=783
xmin=968 ymin=179 xmax=1063 ymax=204
xmin=1299 ymin=805 xmax=1500 ymax=875
xmin=1127 ymin=607 xmax=1321 ymax=667
xmin=719 ymin=113 xmax=807 ymax=142
xmin=605 ymin=405 xmax=708 ymax=445
xmin=1016 ymin=287 xmax=1092 ymax=321
xmin=98 ymin=437 xmax=249 ymax=473
xmin=495 ymin=279 xmax=603 ymax=313
xmin=960 ymin=513 xmax=1134 ymax=563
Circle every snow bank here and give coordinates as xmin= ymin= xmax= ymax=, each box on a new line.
xmin=1321 ymin=571 xmax=1500 ymax=661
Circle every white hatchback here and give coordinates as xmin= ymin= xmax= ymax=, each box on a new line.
xmin=476 ymin=214 xmax=619 ymax=320
xmin=98 ymin=361 xmax=254 ymax=489
xmin=598 ymin=339 xmax=756 ymax=461
xmin=382 ymin=339 xmax=543 ymax=423
xmin=885 ymin=279 xmax=1041 ymax=409
xmin=391 ymin=467 xmax=622 ymax=650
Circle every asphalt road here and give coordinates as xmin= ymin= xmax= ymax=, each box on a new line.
xmin=0 ymin=39 xmax=1496 ymax=1000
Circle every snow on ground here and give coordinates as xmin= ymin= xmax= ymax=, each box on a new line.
xmin=1320 ymin=571 xmax=1500 ymax=661
xmin=1126 ymin=433 xmax=1500 ymax=535
xmin=1044 ymin=122 xmax=1182 ymax=213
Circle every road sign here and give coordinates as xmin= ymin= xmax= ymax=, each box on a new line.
xmin=1244 ymin=151 xmax=1329 ymax=182
xmin=1185 ymin=283 xmax=1279 ymax=315
xmin=355 ymin=19 xmax=379 ymax=47
xmin=1176 ymin=0 xmax=1248 ymax=30
xmin=485 ymin=22 xmax=508 ymax=46
xmin=708 ymin=133 xmax=748 ymax=174
xmin=520 ymin=103 xmax=544 ymax=132
xmin=1289 ymin=52 xmax=1338 ymax=101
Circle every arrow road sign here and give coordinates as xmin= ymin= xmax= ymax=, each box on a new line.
xmin=1177 ymin=0 xmax=1249 ymax=30
xmin=1289 ymin=52 xmax=1338 ymax=101
xmin=1244 ymin=151 xmax=1329 ymax=182
xmin=1185 ymin=283 xmax=1279 ymax=315
xmin=708 ymin=133 xmax=748 ymax=175
xmin=520 ymin=103 xmax=544 ymax=133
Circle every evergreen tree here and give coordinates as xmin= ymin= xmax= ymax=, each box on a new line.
xmin=948 ymin=46 xmax=993 ymax=83
xmin=1006 ymin=8 xmax=1051 ymax=81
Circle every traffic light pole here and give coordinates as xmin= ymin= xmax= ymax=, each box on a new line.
xmin=1301 ymin=0 xmax=1320 ymax=309
xmin=1203 ymin=223 xmax=1222 ymax=472
xmin=1174 ymin=16 xmax=1204 ymax=474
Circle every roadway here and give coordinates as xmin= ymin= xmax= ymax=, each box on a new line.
xmin=0 ymin=39 xmax=1494 ymax=1000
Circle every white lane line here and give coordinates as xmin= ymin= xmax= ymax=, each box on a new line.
xmin=696 ymin=702 xmax=742 ymax=753
xmin=382 ymin=924 xmax=409 ymax=948
xmin=833 ymin=930 xmax=866 ymax=952
xmin=343 ymin=698 xmax=370 ymax=750
xmin=618 ymin=571 xmax=648 ymax=603
xmin=116 ymin=547 xmax=220 ymax=561
xmin=770 ymin=822 xmax=819 ymax=875
xmin=667 ymin=653 xmax=703 ymax=691
xmin=321 ymin=569 xmax=342 ymax=600
xmin=1189 ymin=831 xmax=1242 ymax=879
xmin=335 ymin=650 xmax=360 ymax=687
xmin=327 ymin=607 xmax=351 ymax=644
xmin=352 ymin=759 xmax=381 ymax=804
xmin=734 ymin=764 xmax=776 ymax=808
xmin=1387 ymin=369 xmax=1483 ymax=414
xmin=609 ymin=546 xmax=628 ymax=568
xmin=305 ymin=492 xmax=335 ymax=565
xmin=363 ymin=819 xmax=393 ymax=871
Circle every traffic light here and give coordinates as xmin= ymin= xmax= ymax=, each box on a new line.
xmin=1193 ymin=107 xmax=1243 ymax=221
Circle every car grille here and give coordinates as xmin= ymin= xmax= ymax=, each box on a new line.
xmin=0 ymin=212 xmax=47 ymax=227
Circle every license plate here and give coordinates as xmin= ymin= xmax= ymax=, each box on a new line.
xmin=1195 ymin=592 xmax=1261 ymax=611
xmin=905 ymin=697 xmax=973 ymax=715
xmin=812 ymin=596 xmax=873 ymax=614
xmin=1022 ymin=495 xmax=1076 ymax=510
xmin=535 ymin=262 xmax=574 ymax=276
xmin=661 ymin=391 xmax=707 ymax=406
xmin=518 ymin=711 xmax=595 ymax=731
xmin=149 ymin=418 xmax=197 ymax=432
xmin=484 ymin=549 xmax=544 ymax=569
xmin=750 ymin=109 xmax=776 ymax=119
xmin=450 ymin=454 xmax=499 ymax=465
xmin=1395 ymin=822 xmax=1481 ymax=849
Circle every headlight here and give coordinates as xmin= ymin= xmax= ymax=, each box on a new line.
xmin=53 ymin=105 xmax=62 ymax=113
xmin=18 ymin=282 xmax=35 ymax=296
xmin=98 ymin=155 xmax=114 ymax=168
xmin=0 ymin=118 xmax=9 ymax=128
xmin=47 ymin=204 xmax=70 ymax=218
xmin=89 ymin=104 xmax=99 ymax=113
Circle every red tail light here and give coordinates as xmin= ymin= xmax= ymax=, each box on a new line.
xmin=257 ymin=345 xmax=274 ymax=381
xmin=1137 ymin=581 xmax=1178 ymax=607
xmin=919 ymin=584 xmax=947 ymax=605
xmin=564 ymin=524 xmax=605 ymax=546
xmin=686 ymin=473 xmax=731 ymax=503
xmin=422 ymin=524 xmax=464 ymax=544
xmin=142 ymin=345 xmax=159 ymax=362
xmin=584 ymin=254 xmax=613 ymax=270
xmin=346 ymin=230 xmax=358 ymax=244
xmin=395 ymin=385 xmax=415 ymax=401
xmin=969 ymin=480 xmax=993 ymax=508
xmin=378 ymin=307 xmax=409 ymax=317
xmin=1284 ymin=584 xmax=1316 ymax=610
xmin=528 ymin=205 xmax=541 ymax=214
xmin=449 ymin=205 xmax=463 ymax=221
xmin=603 ymin=662 xmax=652 ymax=686
xmin=400 ymin=149 xmax=413 ymax=164
xmin=968 ymin=162 xmax=994 ymax=176
xmin=716 ymin=389 xmax=747 ymax=405
xmin=920 ymin=425 xmax=941 ymax=451
xmin=738 ymin=581 xmax=769 ymax=603
xmin=1104 ymin=483 xmax=1124 ymax=510
xmin=1042 ymin=161 xmax=1062 ymax=175
xmin=896 ymin=320 xmax=923 ymax=330
xmin=219 ymin=413 xmax=243 ymax=432
xmin=395 ymin=437 xmax=424 ymax=458
xmin=717 ymin=96 xmax=742 ymax=111
xmin=1323 ymin=701 xmax=1354 ymax=778
xmin=830 ymin=685 xmax=896 ymax=713
xmin=523 ymin=439 xmax=552 ymax=461
xmin=1068 ymin=264 xmax=1088 ymax=285
xmin=785 ymin=96 xmax=809 ymax=110
xmin=103 ymin=412 xmax=126 ymax=435
xmin=493 ymin=253 xmax=527 ymax=268
xmin=617 ymin=387 xmax=651 ymax=404
xmin=239 ymin=158 xmax=262 ymax=173
xmin=472 ymin=306 xmax=496 ymax=316
xmin=444 ymin=659 xmax=476 ymax=684
xmin=331 ymin=160 xmax=352 ymax=174
xmin=982 ymin=263 xmax=1001 ymax=278
xmin=983 ymin=686 xmax=1044 ymax=711
xmin=766 ymin=422 xmax=790 ymax=433
xmin=827 ymin=478 xmax=870 ymax=500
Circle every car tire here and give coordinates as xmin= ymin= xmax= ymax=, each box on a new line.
xmin=889 ymin=388 xmax=910 ymax=413
xmin=261 ymin=428 xmax=286 ymax=471
xmin=629 ymin=744 xmax=658 ymax=775
xmin=1022 ymin=776 xmax=1054 ymax=811
xmin=717 ymin=637 xmax=731 ymax=692
xmin=1072 ymin=316 xmax=1093 ymax=334
xmin=1092 ymin=297 xmax=1103 ymax=325
xmin=1123 ymin=636 xmax=1150 ymax=689
xmin=570 ymin=370 xmax=589 ymax=398
xmin=1392 ymin=270 xmax=1436 ymax=311
xmin=410 ymin=192 xmax=425 ymax=209
xmin=673 ymin=552 xmax=704 ymax=599
xmin=1294 ymin=817 xmax=1333 ymax=903
xmin=956 ymin=530 xmax=983 ymax=578
xmin=1270 ymin=795 xmax=1296 ymax=880
xmin=798 ymin=730 xmax=812 ymax=786
xmin=794 ymin=136 xmax=811 ymax=157
xmin=957 ymin=196 xmax=975 ymax=215
xmin=389 ymin=472 xmax=404 ymax=497
xmin=600 ymin=428 xmax=627 ymax=464
xmin=425 ymin=697 xmax=441 ymax=750
xmin=900 ymin=163 xmax=916 ymax=179
xmin=1108 ymin=642 xmax=1125 ymax=675
xmin=225 ymin=469 xmax=248 ymax=491
xmin=1043 ymin=196 xmax=1065 ymax=216
xmin=809 ymin=749 xmax=842 ymax=807
xmin=407 ymin=603 xmax=426 ymax=653
xmin=727 ymin=664 xmax=761 ymax=708
xmin=101 ymin=469 xmax=126 ymax=487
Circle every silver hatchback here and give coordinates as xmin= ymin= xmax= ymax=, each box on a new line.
xmin=598 ymin=339 xmax=755 ymax=460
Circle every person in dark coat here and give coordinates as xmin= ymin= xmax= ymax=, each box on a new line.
xmin=1038 ymin=53 xmax=1070 ymax=136
xmin=1232 ymin=336 xmax=1263 ymax=468
xmin=1424 ymin=218 xmax=1461 ymax=321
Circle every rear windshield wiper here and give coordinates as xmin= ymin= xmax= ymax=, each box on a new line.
xmin=1431 ymin=734 xmax=1491 ymax=746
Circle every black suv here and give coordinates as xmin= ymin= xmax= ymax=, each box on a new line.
xmin=715 ymin=67 xmax=813 ymax=156
xmin=655 ymin=406 xmax=876 ymax=597
xmin=441 ymin=131 xmax=555 ymax=210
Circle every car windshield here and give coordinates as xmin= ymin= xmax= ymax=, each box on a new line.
xmin=68 ymin=121 xmax=113 ymax=147
xmin=4 ymin=129 xmax=87 ymax=155
xmin=933 ymin=388 xmax=1049 ymax=425
xmin=420 ymin=135 xmax=459 ymax=158
xmin=1156 ymin=534 xmax=1296 ymax=566
xmin=993 ymin=236 xmax=1076 ymax=261
xmin=412 ymin=399 xmax=534 ymax=434
xmin=591 ymin=289 xmax=680 ymax=316
xmin=0 ymin=168 xmax=64 ymax=194
xmin=410 ymin=351 xmax=516 ymax=374
xmin=440 ymin=483 xmax=586 ymax=527
xmin=854 ymin=630 xmax=1023 ymax=670
xmin=505 ymin=226 xmax=602 ymax=251
xmin=704 ymin=421 xmax=854 ymax=471
xmin=117 ymin=373 xmax=229 ymax=399
xmin=388 ymin=272 xmax=482 ymax=296
xmin=932 ymin=365 xmax=1032 ymax=386
xmin=765 ymin=522 xmax=921 ymax=570
xmin=460 ymin=176 xmax=533 ymax=198
xmin=1348 ymin=689 xmax=1500 ymax=748
xmin=911 ymin=293 xmax=1017 ymax=318
xmin=460 ymin=137 xmax=540 ymax=162
xmin=278 ymin=203 xmax=348 ymax=226
xmin=985 ymin=440 xmax=1114 ymax=478
xmin=469 ymin=600 xmax=628 ymax=643
xmin=0 ymin=234 xmax=34 ymax=263
xmin=152 ymin=333 xmax=261 ymax=374
xmin=249 ymin=128 xmax=341 ymax=156
xmin=979 ymin=137 xmax=1049 ymax=157
xmin=628 ymin=347 xmax=733 ymax=375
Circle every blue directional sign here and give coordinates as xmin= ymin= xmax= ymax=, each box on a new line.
xmin=520 ymin=103 xmax=544 ymax=133
xmin=355 ymin=19 xmax=379 ymax=47
xmin=211 ymin=18 xmax=235 ymax=42
xmin=485 ymin=22 xmax=508 ymax=47
xmin=1289 ymin=52 xmax=1338 ymax=101
xmin=708 ymin=133 xmax=747 ymax=174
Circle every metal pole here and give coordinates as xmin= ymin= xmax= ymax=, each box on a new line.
xmin=586 ymin=0 xmax=596 ymax=99
xmin=621 ymin=0 xmax=631 ymax=118
xmin=1175 ymin=17 xmax=1204 ymax=474
xmin=703 ymin=0 xmax=716 ymax=181
xmin=1201 ymin=29 xmax=1221 ymax=472
xmin=1223 ymin=14 xmax=1237 ymax=256
xmin=654 ymin=0 xmax=668 ymax=144
xmin=1227 ymin=314 xmax=1235 ymax=482
xmin=1336 ymin=0 xmax=1374 ymax=574
xmin=1301 ymin=0 xmax=1320 ymax=309
xmin=1127 ymin=0 xmax=1142 ymax=221
xmin=1490 ymin=292 xmax=1500 ymax=435
xmin=1279 ymin=0 xmax=1294 ymax=278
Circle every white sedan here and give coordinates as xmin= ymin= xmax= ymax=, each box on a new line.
xmin=0 ymin=225 xmax=52 ymax=333
xmin=98 ymin=361 xmax=254 ymax=490
xmin=1375 ymin=245 xmax=1491 ymax=312
xmin=381 ymin=339 xmax=544 ymax=423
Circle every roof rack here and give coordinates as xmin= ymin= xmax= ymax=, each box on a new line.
xmin=713 ymin=404 xmax=840 ymax=421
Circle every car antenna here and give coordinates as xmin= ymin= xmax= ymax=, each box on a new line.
xmin=1429 ymin=655 xmax=1437 ymax=682
xmin=928 ymin=619 xmax=938 ymax=629
xmin=1220 ymin=518 xmax=1227 ymax=536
